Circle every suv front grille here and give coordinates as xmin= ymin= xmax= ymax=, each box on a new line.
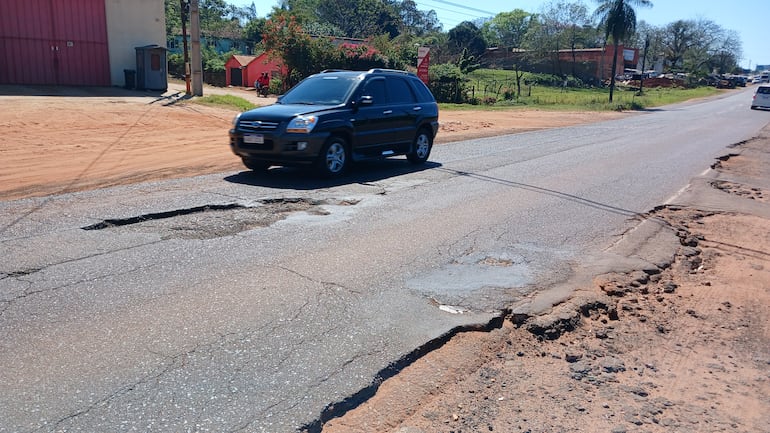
xmin=239 ymin=120 xmax=279 ymax=132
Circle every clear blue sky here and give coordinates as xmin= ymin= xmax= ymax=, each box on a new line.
xmin=229 ymin=0 xmax=767 ymax=70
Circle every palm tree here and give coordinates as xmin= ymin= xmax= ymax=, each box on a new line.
xmin=595 ymin=0 xmax=652 ymax=102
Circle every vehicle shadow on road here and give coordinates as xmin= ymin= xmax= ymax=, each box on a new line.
xmin=224 ymin=160 xmax=442 ymax=190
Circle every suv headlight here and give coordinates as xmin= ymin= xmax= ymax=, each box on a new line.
xmin=286 ymin=115 xmax=318 ymax=133
xmin=232 ymin=113 xmax=241 ymax=127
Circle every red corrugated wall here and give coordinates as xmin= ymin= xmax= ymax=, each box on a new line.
xmin=0 ymin=0 xmax=110 ymax=86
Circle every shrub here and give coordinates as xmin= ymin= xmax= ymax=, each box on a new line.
xmin=428 ymin=63 xmax=470 ymax=103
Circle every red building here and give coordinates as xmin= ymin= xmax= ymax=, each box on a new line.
xmin=225 ymin=53 xmax=285 ymax=88
xmin=557 ymin=45 xmax=638 ymax=80
xmin=1 ymin=0 xmax=166 ymax=87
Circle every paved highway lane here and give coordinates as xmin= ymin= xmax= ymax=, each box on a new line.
xmin=1 ymin=89 xmax=768 ymax=432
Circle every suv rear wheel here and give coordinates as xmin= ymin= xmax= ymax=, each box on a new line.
xmin=407 ymin=128 xmax=433 ymax=164
xmin=317 ymin=136 xmax=349 ymax=176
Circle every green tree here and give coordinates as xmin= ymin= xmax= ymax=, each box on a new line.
xmin=261 ymin=14 xmax=315 ymax=87
xmin=198 ymin=0 xmax=230 ymax=35
xmin=559 ymin=1 xmax=595 ymax=77
xmin=243 ymin=17 xmax=267 ymax=47
xmin=316 ymin=0 xmax=401 ymax=38
xmin=662 ymin=19 xmax=694 ymax=72
xmin=229 ymin=1 xmax=257 ymax=21
xmin=447 ymin=21 xmax=487 ymax=58
xmin=709 ymin=29 xmax=742 ymax=74
xmin=165 ymin=0 xmax=183 ymax=36
xmin=270 ymin=0 xmax=322 ymax=27
xmin=481 ymin=9 xmax=533 ymax=48
xmin=594 ymin=0 xmax=652 ymax=102
xmin=398 ymin=0 xmax=441 ymax=36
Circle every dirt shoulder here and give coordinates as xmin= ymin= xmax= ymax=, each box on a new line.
xmin=322 ymin=129 xmax=770 ymax=432
xmin=0 ymin=83 xmax=627 ymax=201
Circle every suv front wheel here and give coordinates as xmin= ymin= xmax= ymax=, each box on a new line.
xmin=317 ymin=136 xmax=349 ymax=176
xmin=407 ymin=128 xmax=433 ymax=164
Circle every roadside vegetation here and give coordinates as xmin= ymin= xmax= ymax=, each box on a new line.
xmin=165 ymin=0 xmax=748 ymax=105
xmin=193 ymin=67 xmax=722 ymax=113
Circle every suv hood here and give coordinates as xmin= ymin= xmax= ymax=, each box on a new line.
xmin=239 ymin=103 xmax=342 ymax=121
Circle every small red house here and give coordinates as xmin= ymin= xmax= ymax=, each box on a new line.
xmin=225 ymin=53 xmax=284 ymax=88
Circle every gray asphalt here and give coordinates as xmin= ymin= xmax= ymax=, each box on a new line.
xmin=1 ymin=88 xmax=768 ymax=432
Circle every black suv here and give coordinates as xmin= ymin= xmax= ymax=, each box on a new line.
xmin=229 ymin=69 xmax=439 ymax=176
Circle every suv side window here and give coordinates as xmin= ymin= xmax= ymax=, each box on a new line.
xmin=361 ymin=78 xmax=387 ymax=105
xmin=410 ymin=78 xmax=435 ymax=103
xmin=387 ymin=77 xmax=416 ymax=104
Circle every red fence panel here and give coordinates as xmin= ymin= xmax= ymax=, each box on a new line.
xmin=0 ymin=0 xmax=109 ymax=86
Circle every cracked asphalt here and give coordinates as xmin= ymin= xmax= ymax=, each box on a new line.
xmin=1 ymin=88 xmax=768 ymax=432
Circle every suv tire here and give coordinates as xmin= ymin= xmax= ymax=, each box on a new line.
xmin=407 ymin=128 xmax=433 ymax=164
xmin=317 ymin=136 xmax=349 ymax=176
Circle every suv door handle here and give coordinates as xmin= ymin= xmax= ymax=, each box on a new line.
xmin=382 ymin=110 xmax=393 ymax=115
xmin=413 ymin=106 xmax=422 ymax=111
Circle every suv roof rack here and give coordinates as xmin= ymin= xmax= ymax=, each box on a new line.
xmin=367 ymin=68 xmax=415 ymax=76
xmin=318 ymin=68 xmax=416 ymax=77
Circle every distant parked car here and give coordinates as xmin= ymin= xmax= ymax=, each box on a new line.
xmin=716 ymin=77 xmax=736 ymax=89
xmin=751 ymin=85 xmax=770 ymax=110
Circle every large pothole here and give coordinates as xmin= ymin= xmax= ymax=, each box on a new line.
xmin=81 ymin=198 xmax=360 ymax=239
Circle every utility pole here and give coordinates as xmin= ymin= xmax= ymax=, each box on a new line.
xmin=190 ymin=0 xmax=203 ymax=96
xmin=639 ymin=36 xmax=650 ymax=95
xmin=180 ymin=0 xmax=191 ymax=95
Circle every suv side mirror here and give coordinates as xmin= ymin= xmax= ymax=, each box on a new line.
xmin=359 ymin=95 xmax=374 ymax=106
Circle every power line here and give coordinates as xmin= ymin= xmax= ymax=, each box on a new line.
xmin=415 ymin=0 xmax=494 ymax=28
xmin=417 ymin=2 xmax=476 ymax=18
xmin=426 ymin=0 xmax=495 ymax=16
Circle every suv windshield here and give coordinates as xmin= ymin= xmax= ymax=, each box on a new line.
xmin=279 ymin=74 xmax=360 ymax=105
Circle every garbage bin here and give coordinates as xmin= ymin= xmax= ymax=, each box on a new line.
xmin=124 ymin=69 xmax=136 ymax=89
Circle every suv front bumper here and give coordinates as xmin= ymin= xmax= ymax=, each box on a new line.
xmin=229 ymin=129 xmax=331 ymax=166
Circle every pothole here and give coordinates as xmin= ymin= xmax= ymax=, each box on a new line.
xmin=709 ymin=180 xmax=766 ymax=202
xmin=301 ymin=311 xmax=508 ymax=433
xmin=478 ymin=256 xmax=514 ymax=266
xmin=81 ymin=204 xmax=245 ymax=230
xmin=81 ymin=198 xmax=360 ymax=239
xmin=710 ymin=153 xmax=739 ymax=170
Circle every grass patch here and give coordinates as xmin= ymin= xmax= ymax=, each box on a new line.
xmin=195 ymin=94 xmax=256 ymax=112
xmin=459 ymin=69 xmax=721 ymax=111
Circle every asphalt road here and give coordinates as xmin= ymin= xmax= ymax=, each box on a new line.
xmin=1 ymin=88 xmax=768 ymax=432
